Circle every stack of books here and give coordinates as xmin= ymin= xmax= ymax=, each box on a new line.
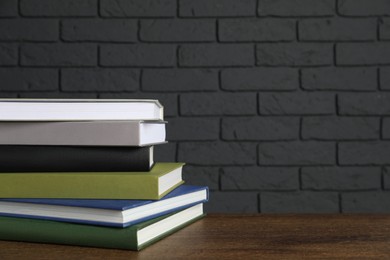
xmin=0 ymin=99 xmax=208 ymax=250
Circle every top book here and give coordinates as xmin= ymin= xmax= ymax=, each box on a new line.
xmin=0 ymin=99 xmax=164 ymax=121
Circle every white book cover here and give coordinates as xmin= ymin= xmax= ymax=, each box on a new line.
xmin=0 ymin=99 xmax=164 ymax=121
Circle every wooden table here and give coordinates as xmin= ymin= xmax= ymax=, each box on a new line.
xmin=1 ymin=214 xmax=390 ymax=259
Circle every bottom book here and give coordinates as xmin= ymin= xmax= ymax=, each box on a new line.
xmin=0 ymin=203 xmax=205 ymax=251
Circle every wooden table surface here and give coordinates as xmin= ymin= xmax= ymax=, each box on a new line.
xmin=1 ymin=214 xmax=390 ymax=259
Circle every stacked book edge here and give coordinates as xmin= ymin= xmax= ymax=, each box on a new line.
xmin=0 ymin=99 xmax=209 ymax=250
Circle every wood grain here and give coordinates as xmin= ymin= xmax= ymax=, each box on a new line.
xmin=1 ymin=214 xmax=390 ymax=259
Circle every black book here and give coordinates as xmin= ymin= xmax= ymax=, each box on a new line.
xmin=0 ymin=145 xmax=154 ymax=172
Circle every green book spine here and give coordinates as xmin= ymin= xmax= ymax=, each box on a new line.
xmin=0 ymin=212 xmax=205 ymax=250
xmin=0 ymin=163 xmax=184 ymax=199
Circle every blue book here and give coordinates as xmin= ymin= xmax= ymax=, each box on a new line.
xmin=0 ymin=185 xmax=208 ymax=227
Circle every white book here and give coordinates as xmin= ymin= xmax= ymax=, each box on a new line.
xmin=0 ymin=121 xmax=166 ymax=146
xmin=0 ymin=99 xmax=163 ymax=121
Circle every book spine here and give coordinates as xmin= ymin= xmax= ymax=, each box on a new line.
xmin=0 ymin=163 xmax=184 ymax=199
xmin=0 ymin=214 xmax=205 ymax=250
xmin=0 ymin=216 xmax=138 ymax=250
xmin=0 ymin=121 xmax=144 ymax=146
xmin=0 ymin=145 xmax=152 ymax=172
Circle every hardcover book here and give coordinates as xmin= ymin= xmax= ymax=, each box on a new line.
xmin=0 ymin=145 xmax=154 ymax=172
xmin=0 ymin=204 xmax=205 ymax=251
xmin=0 ymin=163 xmax=184 ymax=199
xmin=0 ymin=99 xmax=163 ymax=121
xmin=0 ymin=185 xmax=208 ymax=227
xmin=0 ymin=121 xmax=166 ymax=146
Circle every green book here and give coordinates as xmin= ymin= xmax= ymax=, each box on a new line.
xmin=0 ymin=204 xmax=205 ymax=251
xmin=0 ymin=163 xmax=184 ymax=199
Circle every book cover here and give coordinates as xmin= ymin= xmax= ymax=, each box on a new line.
xmin=0 ymin=185 xmax=209 ymax=227
xmin=0 ymin=99 xmax=163 ymax=121
xmin=0 ymin=204 xmax=205 ymax=251
xmin=0 ymin=163 xmax=185 ymax=200
xmin=0 ymin=121 xmax=166 ymax=146
xmin=0 ymin=145 xmax=154 ymax=172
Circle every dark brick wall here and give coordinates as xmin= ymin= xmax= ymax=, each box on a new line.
xmin=0 ymin=0 xmax=390 ymax=213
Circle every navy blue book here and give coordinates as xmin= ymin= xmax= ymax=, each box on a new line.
xmin=0 ymin=185 xmax=208 ymax=227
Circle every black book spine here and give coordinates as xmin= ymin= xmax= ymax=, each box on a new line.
xmin=0 ymin=146 xmax=152 ymax=172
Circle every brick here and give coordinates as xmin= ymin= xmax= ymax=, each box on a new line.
xmin=205 ymin=192 xmax=259 ymax=213
xmin=19 ymin=92 xmax=98 ymax=99
xmin=302 ymin=117 xmax=379 ymax=140
xmin=302 ymin=68 xmax=377 ymax=91
xmin=259 ymin=0 xmax=335 ymax=17
xmin=142 ymin=69 xmax=218 ymax=92
xmin=381 ymin=68 xmax=390 ymax=90
xmin=100 ymin=0 xmax=175 ymax=17
xmin=221 ymin=167 xmax=299 ymax=191
xmin=337 ymin=43 xmax=390 ymax=65
xmin=140 ymin=20 xmax=215 ymax=42
xmin=180 ymin=93 xmax=256 ymax=116
xmin=302 ymin=167 xmax=381 ymax=190
xmin=154 ymin=142 xmax=176 ymax=162
xmin=98 ymin=93 xmax=178 ymax=117
xmin=0 ymin=0 xmax=17 ymax=17
xmin=339 ymin=93 xmax=390 ymax=115
xmin=339 ymin=141 xmax=390 ymax=165
xmin=0 ymin=44 xmax=17 ymax=65
xmin=183 ymin=166 xmax=219 ymax=190
xmin=338 ymin=0 xmax=390 ymax=16
xmin=221 ymin=68 xmax=298 ymax=91
xmin=20 ymin=0 xmax=97 ymax=17
xmin=179 ymin=44 xmax=254 ymax=67
xmin=380 ymin=18 xmax=390 ymax=40
xmin=259 ymin=141 xmax=335 ymax=166
xmin=342 ymin=192 xmax=390 ymax=213
xmin=299 ymin=18 xmax=376 ymax=41
xmin=382 ymin=118 xmax=390 ymax=139
xmin=62 ymin=20 xmax=137 ymax=42
xmin=167 ymin=117 xmax=219 ymax=141
xmin=179 ymin=0 xmax=256 ymax=17
xmin=219 ymin=19 xmax=295 ymax=42
xmin=0 ymin=19 xmax=58 ymax=42
xmin=256 ymin=43 xmax=332 ymax=66
xmin=222 ymin=117 xmax=299 ymax=141
xmin=21 ymin=44 xmax=96 ymax=67
xmin=100 ymin=44 xmax=175 ymax=67
xmin=261 ymin=192 xmax=339 ymax=213
xmin=0 ymin=69 xmax=58 ymax=92
xmin=178 ymin=142 xmax=256 ymax=165
xmin=384 ymin=167 xmax=390 ymax=189
xmin=0 ymin=93 xmax=18 ymax=98
xmin=259 ymin=93 xmax=335 ymax=115
xmin=61 ymin=69 xmax=139 ymax=92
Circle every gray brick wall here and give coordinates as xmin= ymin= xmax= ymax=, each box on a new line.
xmin=0 ymin=0 xmax=389 ymax=213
